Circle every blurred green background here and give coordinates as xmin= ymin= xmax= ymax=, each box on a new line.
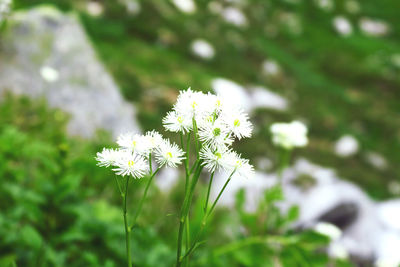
xmin=0 ymin=0 xmax=399 ymax=266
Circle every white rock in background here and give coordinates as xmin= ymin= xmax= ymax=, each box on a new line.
xmin=190 ymin=39 xmax=215 ymax=60
xmin=155 ymin=167 xmax=179 ymax=192
xmin=377 ymin=200 xmax=400 ymax=231
xmin=250 ymin=86 xmax=288 ymax=111
xmin=172 ymin=0 xmax=196 ymax=14
xmin=262 ymin=60 xmax=280 ymax=76
xmin=221 ymin=7 xmax=247 ymax=27
xmin=359 ymin=18 xmax=389 ymax=37
xmin=375 ymin=231 xmax=400 ymax=267
xmin=211 ymin=78 xmax=251 ymax=111
xmin=333 ymin=16 xmax=353 ymax=36
xmin=0 ymin=6 xmax=140 ymax=138
xmin=334 ymin=135 xmax=359 ymax=157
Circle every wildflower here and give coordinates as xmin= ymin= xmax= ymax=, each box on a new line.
xmin=191 ymin=39 xmax=215 ymax=60
xmin=270 ymin=121 xmax=308 ymax=149
xmin=221 ymin=109 xmax=253 ymax=140
xmin=116 ymin=132 xmax=145 ymax=153
xmin=173 ymin=88 xmax=211 ymax=122
xmin=95 ymin=148 xmax=121 ymax=167
xmin=314 ymin=222 xmax=342 ymax=241
xmin=155 ymin=139 xmax=185 ymax=168
xmin=230 ymin=153 xmax=254 ymax=179
xmin=142 ymin=130 xmax=163 ymax=152
xmin=163 ymin=111 xmax=192 ymax=133
xmin=200 ymin=145 xmax=232 ymax=172
xmin=113 ymin=151 xmax=148 ymax=178
xmin=198 ymin=119 xmax=233 ymax=149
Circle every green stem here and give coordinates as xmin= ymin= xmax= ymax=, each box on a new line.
xmin=130 ymin=167 xmax=161 ymax=229
xmin=185 ymin=216 xmax=190 ymax=267
xmin=114 ymin=175 xmax=123 ymax=198
xmin=278 ymin=148 xmax=291 ymax=180
xmin=203 ymin=171 xmax=215 ymax=214
xmin=123 ymin=176 xmax=132 ymax=267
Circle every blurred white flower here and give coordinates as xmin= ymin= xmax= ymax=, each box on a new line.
xmin=314 ymin=222 xmax=342 ymax=240
xmin=86 ymin=1 xmax=104 ymax=17
xmin=191 ymin=39 xmax=215 ymax=60
xmin=231 ymin=153 xmax=255 ymax=179
xmin=199 ymin=119 xmax=233 ymax=149
xmin=359 ymin=18 xmax=389 ymax=37
xmin=211 ymin=78 xmax=251 ymax=112
xmin=221 ymin=7 xmax=247 ymax=27
xmin=155 ymin=139 xmax=185 ymax=168
xmin=262 ymin=60 xmax=280 ymax=76
xmin=334 ymin=135 xmax=359 ymax=157
xmin=119 ymin=0 xmax=141 ymax=15
xmin=143 ymin=130 xmax=164 ymax=153
xmin=250 ymin=86 xmax=288 ymax=111
xmin=113 ymin=151 xmax=148 ymax=178
xmin=96 ymin=148 xmax=121 ymax=167
xmin=171 ymin=0 xmax=196 ymax=14
xmin=200 ymin=145 xmax=232 ymax=172
xmin=40 ymin=66 xmax=59 ymax=83
xmin=163 ymin=111 xmax=192 ymax=133
xmin=314 ymin=0 xmax=334 ymax=11
xmin=333 ymin=16 xmax=353 ymax=36
xmin=270 ymin=121 xmax=308 ymax=149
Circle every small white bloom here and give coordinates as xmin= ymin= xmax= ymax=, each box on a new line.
xmin=334 ymin=135 xmax=359 ymax=157
xmin=198 ymin=119 xmax=233 ymax=149
xmin=171 ymin=0 xmax=196 ymax=14
xmin=95 ymin=148 xmax=121 ymax=167
xmin=221 ymin=7 xmax=247 ymax=27
xmin=230 ymin=153 xmax=254 ymax=179
xmin=270 ymin=121 xmax=308 ymax=149
xmin=142 ymin=130 xmax=163 ymax=153
xmin=314 ymin=222 xmax=342 ymax=241
xmin=116 ymin=132 xmax=147 ymax=154
xmin=163 ymin=111 xmax=192 ymax=133
xmin=173 ymin=88 xmax=211 ymax=122
xmin=191 ymin=39 xmax=215 ymax=60
xmin=155 ymin=139 xmax=185 ymax=168
xmin=333 ymin=16 xmax=353 ymax=36
xmin=86 ymin=1 xmax=104 ymax=16
xmin=359 ymin=18 xmax=389 ymax=37
xmin=40 ymin=66 xmax=59 ymax=83
xmin=262 ymin=60 xmax=280 ymax=76
xmin=200 ymin=145 xmax=232 ymax=172
xmin=113 ymin=151 xmax=148 ymax=178
xmin=221 ymin=109 xmax=253 ymax=140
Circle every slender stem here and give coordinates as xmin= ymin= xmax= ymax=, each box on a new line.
xmin=149 ymin=152 xmax=153 ymax=175
xmin=278 ymin=148 xmax=291 ymax=180
xmin=130 ymin=167 xmax=161 ymax=229
xmin=208 ymin=170 xmax=235 ymax=216
xmin=204 ymin=171 xmax=215 ymax=214
xmin=123 ymin=176 xmax=132 ymax=267
xmin=114 ymin=175 xmax=123 ymax=197
xmin=185 ymin=216 xmax=190 ymax=266
xmin=192 ymin=117 xmax=200 ymax=158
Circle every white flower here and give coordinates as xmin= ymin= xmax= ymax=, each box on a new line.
xmin=116 ymin=132 xmax=147 ymax=154
xmin=198 ymin=119 xmax=233 ymax=149
xmin=142 ymin=130 xmax=163 ymax=152
xmin=333 ymin=16 xmax=353 ymax=36
xmin=155 ymin=139 xmax=185 ymax=168
xmin=221 ymin=7 xmax=247 ymax=27
xmin=359 ymin=18 xmax=389 ymax=37
xmin=40 ymin=66 xmax=59 ymax=83
xmin=95 ymin=148 xmax=121 ymax=167
xmin=200 ymin=145 xmax=232 ymax=172
xmin=221 ymin=109 xmax=252 ymax=140
xmin=314 ymin=222 xmax=342 ymax=241
xmin=191 ymin=39 xmax=215 ymax=60
xmin=112 ymin=151 xmax=148 ymax=178
xmin=163 ymin=111 xmax=192 ymax=133
xmin=230 ymin=153 xmax=254 ymax=179
xmin=270 ymin=121 xmax=308 ymax=149
xmin=173 ymin=88 xmax=211 ymax=122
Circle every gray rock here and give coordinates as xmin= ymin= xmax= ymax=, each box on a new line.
xmin=0 ymin=6 xmax=140 ymax=138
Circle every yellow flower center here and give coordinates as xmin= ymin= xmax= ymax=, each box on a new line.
xmin=215 ymin=152 xmax=222 ymax=159
xmin=128 ymin=160 xmax=135 ymax=167
xmin=132 ymin=140 xmax=137 ymax=147
xmin=234 ymin=119 xmax=240 ymax=127
xmin=191 ymin=101 xmax=197 ymax=109
xmin=177 ymin=116 xmax=183 ymax=123
xmin=216 ymin=100 xmax=221 ymax=107
xmin=166 ymin=152 xmax=173 ymax=158
xmin=213 ymin=128 xmax=221 ymax=136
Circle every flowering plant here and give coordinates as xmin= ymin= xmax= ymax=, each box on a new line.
xmin=96 ymin=88 xmax=254 ymax=267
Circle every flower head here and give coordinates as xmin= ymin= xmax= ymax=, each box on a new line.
xmin=155 ymin=139 xmax=185 ymax=168
xmin=112 ymin=151 xmax=148 ymax=178
xmin=95 ymin=148 xmax=121 ymax=167
xmin=143 ymin=130 xmax=163 ymax=152
xmin=173 ymin=88 xmax=212 ymax=121
xmin=116 ymin=132 xmax=144 ymax=152
xmin=163 ymin=111 xmax=192 ymax=133
xmin=228 ymin=152 xmax=254 ymax=179
xmin=221 ymin=109 xmax=253 ymax=140
xmin=198 ymin=119 xmax=233 ymax=149
xmin=270 ymin=121 xmax=308 ymax=149
xmin=200 ymin=145 xmax=232 ymax=172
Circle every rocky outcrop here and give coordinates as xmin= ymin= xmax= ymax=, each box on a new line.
xmin=0 ymin=6 xmax=140 ymax=138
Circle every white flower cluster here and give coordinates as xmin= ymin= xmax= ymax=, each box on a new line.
xmin=96 ymin=130 xmax=185 ymax=178
xmin=270 ymin=120 xmax=308 ymax=149
xmin=163 ymin=88 xmax=254 ymax=178
xmin=0 ymin=0 xmax=12 ymax=23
